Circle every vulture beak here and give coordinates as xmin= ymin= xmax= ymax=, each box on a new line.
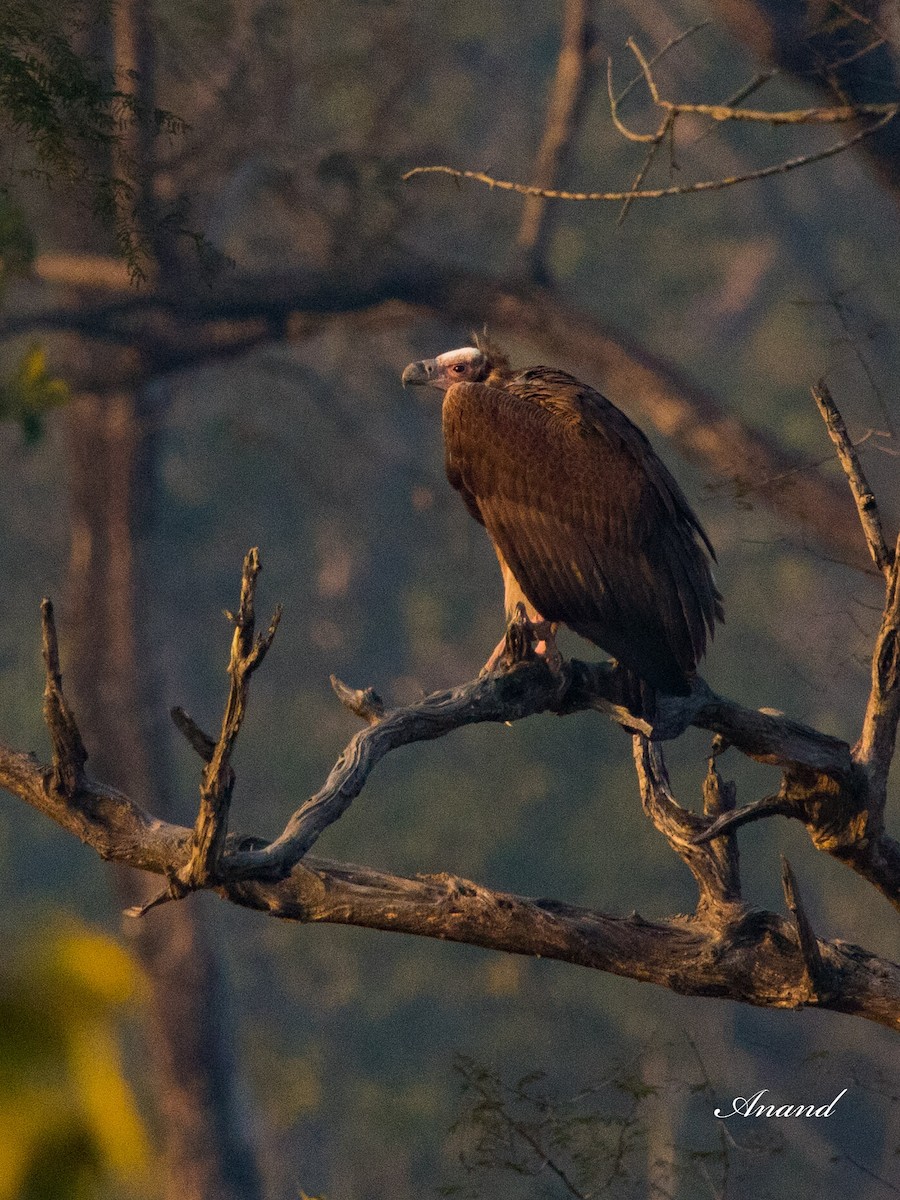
xmin=401 ymin=359 xmax=435 ymax=387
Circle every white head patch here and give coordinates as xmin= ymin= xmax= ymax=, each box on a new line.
xmin=435 ymin=346 xmax=484 ymax=369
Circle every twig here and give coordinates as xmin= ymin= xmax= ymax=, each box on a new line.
xmin=608 ymin=54 xmax=664 ymax=143
xmin=688 ymin=70 xmax=779 ymax=151
xmin=403 ymin=112 xmax=897 ymax=202
xmin=780 ymin=856 xmax=828 ymax=1001
xmin=825 ymin=293 xmax=896 ymax=439
xmin=177 ymin=548 xmax=282 ymax=895
xmin=330 ymin=676 xmax=385 ymax=724
xmin=171 ymin=706 xmax=216 ymax=761
xmin=692 ymin=793 xmax=792 ymax=844
xmin=812 ymin=382 xmax=893 ymax=576
xmin=40 ymin=598 xmax=87 ymax=795
xmin=609 ymin=20 xmax=710 ymax=115
xmin=408 ymin=25 xmax=899 ymax=209
xmin=615 ymin=110 xmax=673 ymax=226
xmin=626 ymin=31 xmax=897 ymax=125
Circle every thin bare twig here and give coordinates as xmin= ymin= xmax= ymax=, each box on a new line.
xmin=129 ymin=548 xmax=282 ymax=918
xmin=625 ymin=36 xmax=899 ymax=126
xmin=403 ymin=112 xmax=896 ymax=202
xmin=812 ymin=382 xmax=893 ymax=576
xmin=610 ymin=20 xmax=710 ymax=115
xmin=171 ymin=705 xmax=217 ymax=762
xmin=408 ymin=24 xmax=899 ymax=208
xmin=608 ymin=54 xmax=665 ymax=143
xmin=615 ymin=110 xmax=674 ymax=225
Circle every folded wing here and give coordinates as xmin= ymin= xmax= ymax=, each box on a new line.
xmin=442 ymin=379 xmax=722 ymax=693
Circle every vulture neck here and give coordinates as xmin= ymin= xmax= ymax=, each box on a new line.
xmin=484 ymin=361 xmax=514 ymax=389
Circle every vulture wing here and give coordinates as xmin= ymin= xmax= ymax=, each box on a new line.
xmin=442 ymin=374 xmax=722 ymax=694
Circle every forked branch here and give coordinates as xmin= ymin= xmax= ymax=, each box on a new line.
xmin=183 ymin=546 xmax=282 ymax=888
xmin=128 ymin=548 xmax=282 ymax=916
xmin=1 ymin=380 xmax=899 ymax=1029
xmin=405 ymin=28 xmax=900 ymax=205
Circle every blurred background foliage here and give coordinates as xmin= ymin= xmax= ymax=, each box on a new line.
xmin=0 ymin=0 xmax=899 ymax=1197
xmin=0 ymin=921 xmax=148 ymax=1200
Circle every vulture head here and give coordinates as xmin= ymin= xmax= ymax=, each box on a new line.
xmin=402 ymin=335 xmax=511 ymax=391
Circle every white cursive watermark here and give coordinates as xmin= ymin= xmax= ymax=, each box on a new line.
xmin=714 ymin=1089 xmax=847 ymax=1119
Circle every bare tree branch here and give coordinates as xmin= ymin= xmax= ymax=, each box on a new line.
xmin=402 ymin=113 xmax=896 ymax=201
xmin=809 ymin=383 xmax=900 ymax=824
xmin=624 ymin=34 xmax=900 ymax=126
xmin=3 ymin=523 xmax=900 ymax=1030
xmin=781 ymin=856 xmax=828 ymax=1002
xmin=516 ymin=0 xmax=598 ymax=281
xmin=712 ymin=0 xmax=900 ymax=209
xmin=812 ymin=382 xmax=893 ymax=577
xmin=633 ymin=738 xmax=742 ymax=922
xmin=406 ymin=24 xmax=900 ymax=207
xmin=857 ymin=533 xmax=900 ymax=813
xmin=2 ymin=731 xmax=899 ymax=1028
xmin=182 ymin=547 xmax=281 ymax=890
xmin=40 ymin=597 xmax=87 ymax=796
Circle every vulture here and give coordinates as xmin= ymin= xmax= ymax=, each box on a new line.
xmin=401 ymin=337 xmax=723 ymax=703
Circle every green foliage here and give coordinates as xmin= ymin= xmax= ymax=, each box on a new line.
xmin=0 ymin=2 xmax=116 ymax=178
xmin=0 ymin=1 xmax=187 ymax=281
xmin=0 ymin=920 xmax=150 ymax=1200
xmin=0 ymin=345 xmax=68 ymax=442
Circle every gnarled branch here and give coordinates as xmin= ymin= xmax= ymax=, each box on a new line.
xmin=0 ymin=516 xmax=898 ymax=1033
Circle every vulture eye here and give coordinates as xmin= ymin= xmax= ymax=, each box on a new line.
xmin=452 ymin=364 xmax=466 ymax=374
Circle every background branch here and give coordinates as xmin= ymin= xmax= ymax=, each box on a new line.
xmin=3 ymin=262 xmax=874 ymax=571
xmin=515 ymin=0 xmax=598 ymax=282
xmin=403 ymin=114 xmax=896 ymax=201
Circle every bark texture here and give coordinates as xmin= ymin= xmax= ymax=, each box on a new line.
xmin=3 ymin=509 xmax=898 ymax=1031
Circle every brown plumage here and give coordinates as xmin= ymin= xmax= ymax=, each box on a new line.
xmin=401 ymin=337 xmax=723 ymax=696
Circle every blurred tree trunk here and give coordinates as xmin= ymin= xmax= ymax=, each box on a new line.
xmin=514 ymin=0 xmax=597 ymax=283
xmin=63 ymin=362 xmax=262 ymax=1200
xmin=54 ymin=3 xmax=264 ymax=1197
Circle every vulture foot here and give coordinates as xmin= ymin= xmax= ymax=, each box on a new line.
xmin=480 ymin=605 xmax=563 ymax=676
